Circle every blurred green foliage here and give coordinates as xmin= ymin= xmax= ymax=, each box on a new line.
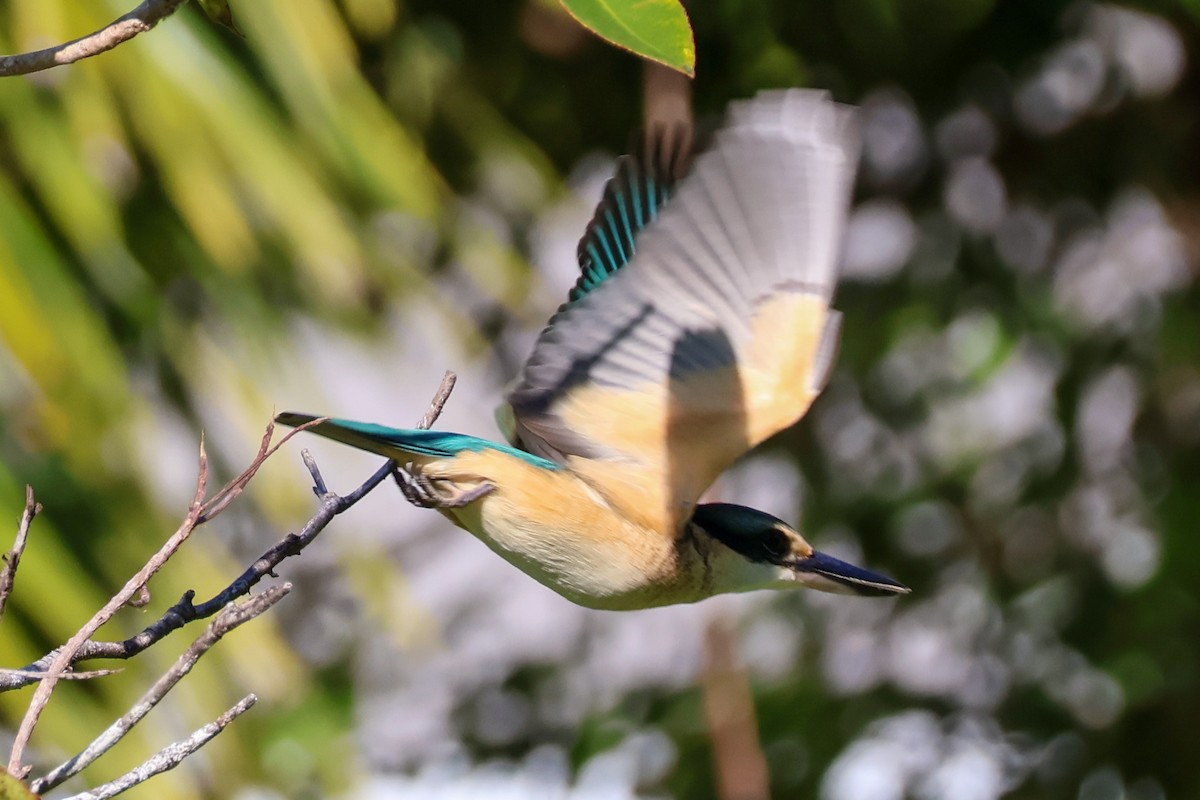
xmin=1 ymin=0 xmax=1198 ymax=798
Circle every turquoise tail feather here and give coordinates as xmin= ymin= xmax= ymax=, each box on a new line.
xmin=275 ymin=412 xmax=560 ymax=470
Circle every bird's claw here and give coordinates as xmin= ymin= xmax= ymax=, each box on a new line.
xmin=393 ymin=464 xmax=494 ymax=509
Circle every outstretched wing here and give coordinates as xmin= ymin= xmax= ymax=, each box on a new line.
xmin=504 ymin=90 xmax=860 ymax=534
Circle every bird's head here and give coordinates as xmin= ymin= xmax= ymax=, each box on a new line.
xmin=689 ymin=503 xmax=909 ymax=597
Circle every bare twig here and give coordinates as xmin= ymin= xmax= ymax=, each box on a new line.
xmin=33 ymin=584 xmax=292 ymax=795
xmin=0 ymin=430 xmax=345 ymax=695
xmin=6 ymin=442 xmax=209 ymax=778
xmin=0 ymin=0 xmax=188 ymax=78
xmin=126 ymin=584 xmax=152 ymax=609
xmin=302 ymin=449 xmax=329 ymax=495
xmin=0 ymin=486 xmax=41 ymax=622
xmin=389 ymin=370 xmax=458 ymax=494
xmin=3 ymin=374 xmax=457 ymax=778
xmin=417 ymin=371 xmax=457 ymax=430
xmin=197 ymin=419 xmax=308 ymax=523
xmin=4 ymin=418 xmax=329 ymax=774
xmin=0 ymin=668 xmax=120 ymax=682
xmin=60 ymin=694 xmax=258 ymax=800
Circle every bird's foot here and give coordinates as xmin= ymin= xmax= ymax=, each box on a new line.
xmin=393 ymin=465 xmax=495 ymax=509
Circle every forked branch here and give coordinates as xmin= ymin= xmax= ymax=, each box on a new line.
xmin=61 ymin=694 xmax=259 ymax=800
xmin=32 ymin=584 xmax=292 ymax=794
xmin=2 ymin=371 xmax=458 ymax=794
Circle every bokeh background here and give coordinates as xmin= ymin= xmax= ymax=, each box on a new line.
xmin=2 ymin=0 xmax=1199 ymax=797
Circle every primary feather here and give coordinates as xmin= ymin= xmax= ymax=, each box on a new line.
xmin=570 ymin=127 xmax=686 ymax=301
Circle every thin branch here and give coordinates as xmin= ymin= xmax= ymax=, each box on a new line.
xmin=5 ymin=418 xmax=328 ymax=774
xmin=0 ymin=668 xmax=120 ymax=682
xmin=302 ymin=450 xmax=329 ymax=496
xmin=0 ymin=0 xmax=189 ymax=78
xmin=6 ymin=442 xmax=209 ymax=778
xmin=60 ymin=694 xmax=258 ymax=800
xmin=33 ymin=585 xmax=292 ymax=795
xmin=0 ymin=432 xmax=365 ymax=694
xmin=417 ymin=371 xmax=457 ymax=430
xmin=388 ymin=370 xmax=457 ymax=494
xmin=0 ymin=486 xmax=41 ymax=622
xmin=3 ymin=373 xmax=458 ymax=777
xmin=198 ymin=417 xmax=328 ymax=523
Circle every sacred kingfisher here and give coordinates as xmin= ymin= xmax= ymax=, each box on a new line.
xmin=279 ymin=90 xmax=909 ymax=610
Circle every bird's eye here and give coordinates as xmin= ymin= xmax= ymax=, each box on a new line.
xmin=762 ymin=529 xmax=792 ymax=562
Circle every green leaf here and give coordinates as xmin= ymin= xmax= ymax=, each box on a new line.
xmin=195 ymin=0 xmax=245 ymax=36
xmin=559 ymin=0 xmax=695 ymax=76
xmin=0 ymin=773 xmax=36 ymax=800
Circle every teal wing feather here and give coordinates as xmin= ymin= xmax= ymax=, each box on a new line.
xmin=568 ymin=127 xmax=687 ymax=303
xmin=494 ymin=127 xmax=686 ymax=448
xmin=275 ymin=412 xmax=559 ymax=470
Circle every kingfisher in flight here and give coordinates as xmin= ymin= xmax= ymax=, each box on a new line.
xmin=278 ymin=90 xmax=908 ymax=610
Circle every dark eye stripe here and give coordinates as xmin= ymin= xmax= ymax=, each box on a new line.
xmin=761 ymin=529 xmax=792 ymax=562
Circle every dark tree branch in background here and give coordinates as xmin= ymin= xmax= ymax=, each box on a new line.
xmin=0 ymin=0 xmax=188 ymax=78
xmin=702 ymin=619 xmax=769 ymax=800
xmin=642 ymin=59 xmax=693 ymax=133
xmin=2 ymin=371 xmax=458 ymax=793
xmin=0 ymin=487 xmax=41 ymax=623
xmin=61 ymin=694 xmax=259 ymax=800
xmin=641 ymin=60 xmax=694 ymax=179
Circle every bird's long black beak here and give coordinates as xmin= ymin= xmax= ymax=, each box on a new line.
xmin=794 ymin=550 xmax=910 ymax=597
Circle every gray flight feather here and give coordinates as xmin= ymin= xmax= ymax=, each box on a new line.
xmin=506 ymin=90 xmax=861 ymax=463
